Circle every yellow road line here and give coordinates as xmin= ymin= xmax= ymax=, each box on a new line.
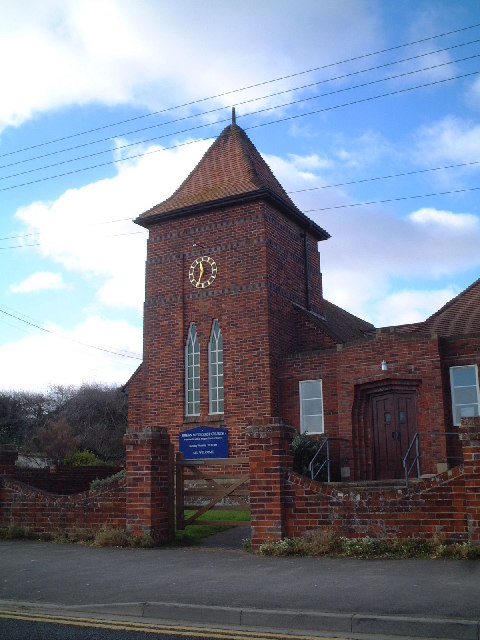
xmin=0 ymin=609 xmax=336 ymax=640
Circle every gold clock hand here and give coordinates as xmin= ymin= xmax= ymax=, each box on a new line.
xmin=198 ymin=261 xmax=204 ymax=282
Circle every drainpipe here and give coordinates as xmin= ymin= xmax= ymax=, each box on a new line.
xmin=304 ymin=230 xmax=311 ymax=311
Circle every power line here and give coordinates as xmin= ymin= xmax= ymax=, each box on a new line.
xmin=2 ymin=157 xmax=479 ymax=246
xmin=2 ymin=68 xmax=478 ymax=194
xmin=0 ymin=307 xmax=142 ymax=361
xmin=289 ymin=160 xmax=480 ymax=194
xmin=2 ymin=37 xmax=478 ymax=172
xmin=2 ymin=50 xmax=479 ymax=183
xmin=305 ymin=185 xmax=480 ymax=212
xmin=2 ymin=21 xmax=479 ymax=160
xmin=1 ymin=183 xmax=479 ymax=251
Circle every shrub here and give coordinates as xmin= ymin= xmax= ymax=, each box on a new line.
xmin=0 ymin=525 xmax=28 ymax=540
xmin=64 ymin=449 xmax=106 ymax=467
xmin=90 ymin=469 xmax=125 ymax=491
xmin=93 ymin=526 xmax=155 ymax=548
xmin=291 ymin=432 xmax=323 ymax=478
xmin=256 ymin=534 xmax=480 ymax=559
xmin=94 ymin=527 xmax=129 ymax=547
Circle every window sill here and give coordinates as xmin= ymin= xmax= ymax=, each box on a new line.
xmin=183 ymin=414 xmax=226 ymax=426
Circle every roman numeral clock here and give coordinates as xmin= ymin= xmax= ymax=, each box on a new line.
xmin=188 ymin=256 xmax=217 ymax=289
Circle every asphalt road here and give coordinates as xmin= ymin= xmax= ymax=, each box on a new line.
xmin=1 ymin=538 xmax=480 ymax=639
xmin=2 ymin=540 xmax=480 ymax=619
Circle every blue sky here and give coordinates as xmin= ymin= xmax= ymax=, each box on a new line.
xmin=1 ymin=0 xmax=480 ymax=391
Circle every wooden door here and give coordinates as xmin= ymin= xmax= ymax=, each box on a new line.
xmin=371 ymin=392 xmax=417 ymax=480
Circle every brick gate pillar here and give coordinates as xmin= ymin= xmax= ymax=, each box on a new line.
xmin=124 ymin=428 xmax=174 ymax=542
xmin=246 ymin=418 xmax=295 ymax=551
xmin=459 ymin=417 xmax=480 ymax=543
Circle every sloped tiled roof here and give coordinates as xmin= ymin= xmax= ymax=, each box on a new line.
xmin=135 ymin=121 xmax=329 ymax=239
xmin=424 ymin=277 xmax=480 ymax=336
xmin=322 ymin=299 xmax=374 ymax=342
xmin=293 ymin=300 xmax=374 ymax=345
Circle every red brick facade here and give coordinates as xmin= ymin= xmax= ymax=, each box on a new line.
xmin=125 ymin=118 xmax=479 ymax=543
xmin=247 ymin=418 xmax=480 ymax=550
xmin=2 ymin=120 xmax=478 ymax=545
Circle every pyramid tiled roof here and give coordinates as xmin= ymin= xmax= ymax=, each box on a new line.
xmin=136 ymin=122 xmax=329 ymax=240
xmin=424 ymin=277 xmax=480 ymax=337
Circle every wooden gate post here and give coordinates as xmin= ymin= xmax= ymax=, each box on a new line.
xmin=124 ymin=428 xmax=174 ymax=542
xmin=176 ymin=452 xmax=185 ymax=530
xmin=247 ymin=418 xmax=295 ymax=551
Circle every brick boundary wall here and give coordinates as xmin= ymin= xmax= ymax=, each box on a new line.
xmin=0 ymin=476 xmax=126 ymax=537
xmin=0 ymin=444 xmax=127 ymax=537
xmin=247 ymin=417 xmax=480 ymax=550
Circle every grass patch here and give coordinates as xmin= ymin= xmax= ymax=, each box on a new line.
xmin=172 ymin=509 xmax=250 ymax=546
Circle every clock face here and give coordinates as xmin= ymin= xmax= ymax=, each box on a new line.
xmin=189 ymin=256 xmax=217 ymax=289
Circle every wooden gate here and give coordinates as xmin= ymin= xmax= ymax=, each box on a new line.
xmin=175 ymin=453 xmax=249 ymax=529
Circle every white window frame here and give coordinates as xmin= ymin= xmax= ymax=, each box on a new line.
xmin=208 ymin=319 xmax=224 ymax=414
xmin=185 ymin=323 xmax=200 ymax=416
xmin=450 ymin=364 xmax=480 ymax=426
xmin=299 ymin=379 xmax=324 ymax=434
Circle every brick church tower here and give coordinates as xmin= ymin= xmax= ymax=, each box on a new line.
xmin=127 ymin=112 xmax=330 ymax=456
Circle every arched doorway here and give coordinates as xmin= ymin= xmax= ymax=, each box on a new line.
xmin=353 ymin=379 xmax=420 ymax=481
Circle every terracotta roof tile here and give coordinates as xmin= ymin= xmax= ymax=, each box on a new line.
xmin=322 ymin=299 xmax=374 ymax=342
xmin=136 ymin=123 xmax=329 ymax=239
xmin=424 ymin=277 xmax=480 ymax=336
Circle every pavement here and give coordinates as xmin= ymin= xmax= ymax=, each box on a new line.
xmin=1 ymin=528 xmax=480 ymax=639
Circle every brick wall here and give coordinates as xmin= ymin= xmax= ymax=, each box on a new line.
xmin=0 ymin=476 xmax=126 ymax=536
xmin=133 ymin=197 xmax=325 ymax=459
xmin=280 ymin=330 xmax=449 ymax=480
xmin=247 ymin=418 xmax=480 ymax=550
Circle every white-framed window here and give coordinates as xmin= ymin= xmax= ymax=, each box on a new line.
xmin=185 ymin=323 xmax=200 ymax=416
xmin=209 ymin=319 xmax=224 ymax=414
xmin=450 ymin=365 xmax=479 ymax=426
xmin=299 ymin=379 xmax=323 ymax=434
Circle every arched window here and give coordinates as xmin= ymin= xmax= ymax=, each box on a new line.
xmin=185 ymin=323 xmax=200 ymax=416
xmin=209 ymin=320 xmax=224 ymax=414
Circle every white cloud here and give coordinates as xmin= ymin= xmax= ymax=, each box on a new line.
xmin=319 ymin=204 xmax=480 ymax=323
xmin=0 ymin=0 xmax=379 ymax=132
xmin=16 ymin=138 xmax=212 ymax=311
xmin=0 ymin=316 xmax=142 ymax=392
xmin=409 ymin=207 xmax=479 ymax=231
xmin=371 ymin=287 xmax=458 ymax=328
xmin=333 ymin=131 xmax=394 ymax=169
xmin=413 ymin=116 xmax=480 ymax=165
xmin=287 ymin=153 xmax=333 ymax=172
xmin=10 ymin=271 xmax=68 ymax=293
xmin=466 ymin=76 xmax=480 ymax=110
xmin=265 ymin=153 xmax=480 ymax=325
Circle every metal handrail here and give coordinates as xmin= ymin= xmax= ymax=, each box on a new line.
xmin=403 ymin=433 xmax=420 ymax=488
xmin=403 ymin=431 xmax=461 ymax=488
xmin=309 ymin=439 xmax=330 ymax=482
xmin=308 ymin=437 xmax=349 ymax=482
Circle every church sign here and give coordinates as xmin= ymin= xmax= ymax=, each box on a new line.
xmin=179 ymin=426 xmax=228 ymax=460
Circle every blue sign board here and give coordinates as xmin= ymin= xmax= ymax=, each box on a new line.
xmin=179 ymin=426 xmax=228 ymax=460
